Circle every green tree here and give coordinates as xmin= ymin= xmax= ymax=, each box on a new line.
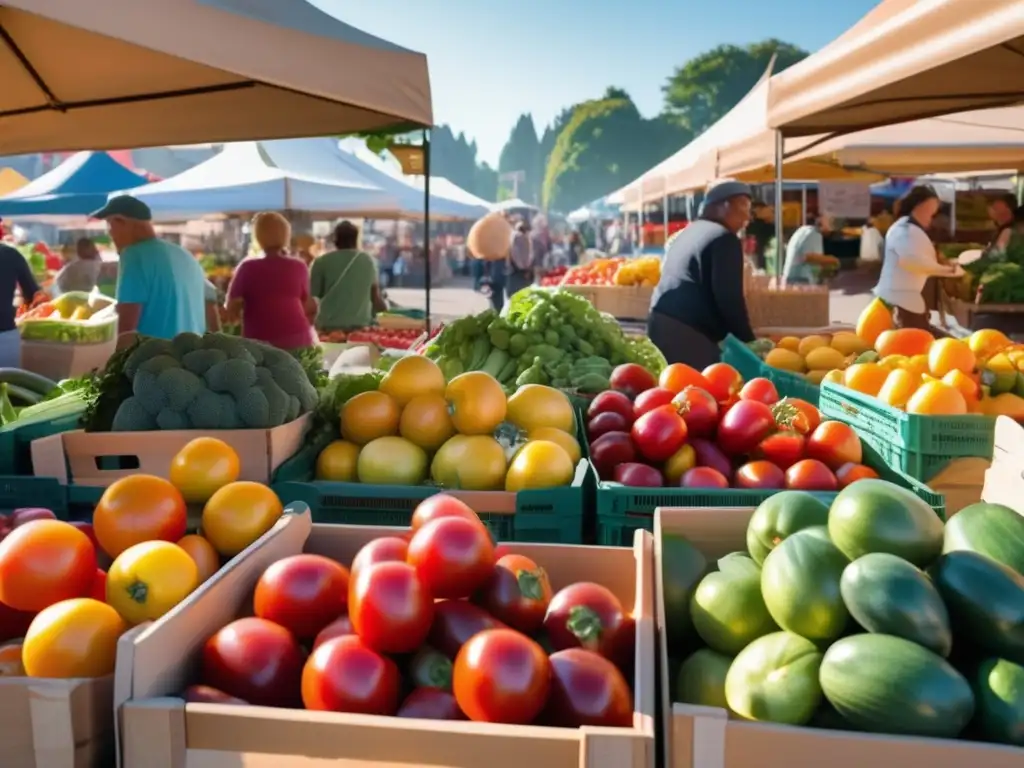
xmin=429 ymin=124 xmax=486 ymax=198
xmin=497 ymin=114 xmax=541 ymax=203
xmin=542 ymin=88 xmax=689 ymax=212
xmin=662 ymin=39 xmax=808 ymax=135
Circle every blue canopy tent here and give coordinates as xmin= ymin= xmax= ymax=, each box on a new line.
xmin=0 ymin=152 xmax=150 ymax=217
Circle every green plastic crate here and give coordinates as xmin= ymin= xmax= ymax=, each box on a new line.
xmin=721 ymin=335 xmax=764 ymax=382
xmin=66 ymin=484 xmax=104 ymax=522
xmin=765 ymin=366 xmax=821 ymax=405
xmin=0 ymin=476 xmax=69 ymax=517
xmin=0 ymin=410 xmax=83 ymax=476
xmin=595 ymin=440 xmax=944 ymax=546
xmin=819 ymin=381 xmax=995 ymax=482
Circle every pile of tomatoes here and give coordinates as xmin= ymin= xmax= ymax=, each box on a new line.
xmin=585 ymin=362 xmax=877 ymax=491
xmin=538 ymin=266 xmax=569 ymax=287
xmin=188 ymin=495 xmax=636 ymax=727
xmin=320 ymin=328 xmax=424 ymax=350
xmin=0 ymin=437 xmax=286 ymax=680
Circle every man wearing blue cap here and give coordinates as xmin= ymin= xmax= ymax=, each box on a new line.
xmin=90 ymin=195 xmax=207 ymax=346
xmin=648 ymin=179 xmax=756 ymax=369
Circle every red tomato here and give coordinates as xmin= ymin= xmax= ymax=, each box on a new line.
xmin=407 ymin=516 xmax=495 ymax=599
xmin=701 ymin=363 xmax=743 ymax=402
xmin=253 ymin=554 xmax=350 ymax=640
xmin=301 ymin=634 xmax=400 ymax=715
xmin=785 ymin=459 xmax=839 ymax=491
xmin=773 ymin=397 xmax=821 ymax=435
xmin=348 ymin=561 xmax=433 ymax=653
xmin=90 ymin=569 xmax=107 ymax=602
xmin=632 ymin=387 xmax=676 ymax=418
xmin=690 ymin=438 xmax=733 ymax=479
xmin=739 ymin=378 xmax=779 ymax=405
xmin=630 ymin=405 xmax=687 ymax=462
xmin=806 ymin=421 xmax=863 ymax=470
xmin=453 ymin=629 xmax=551 ymax=724
xmin=659 ymin=363 xmax=712 ymax=394
xmin=183 ymin=685 xmax=248 ymax=705
xmin=476 ymin=554 xmax=552 ymax=634
xmin=671 ymin=386 xmax=719 ymax=437
xmin=836 ymin=462 xmax=880 ymax=488
xmin=734 ymin=460 xmax=785 ymax=490
xmin=397 ymin=688 xmax=466 ymax=720
xmin=0 ymin=600 xmax=35 ymax=643
xmin=11 ymin=508 xmax=56 ymax=527
xmin=613 ymin=463 xmax=664 ymax=487
xmin=587 ymin=412 xmax=630 ymax=442
xmin=589 ymin=432 xmax=636 ymax=480
xmin=349 ymin=537 xmax=408 ymax=579
xmin=716 ymin=400 xmax=776 ymax=456
xmin=586 ymin=391 xmax=635 ymax=424
xmin=543 ymin=582 xmax=629 ymax=661
xmin=201 ymin=617 xmax=305 ymax=708
xmin=410 ymin=495 xmax=485 ymax=534
xmin=756 ymin=430 xmax=806 ymax=470
xmin=542 ymin=648 xmax=633 ymax=727
xmin=313 ymin=615 xmax=355 ymax=649
xmin=68 ymin=522 xmax=101 ymax=558
xmin=408 ymin=646 xmax=454 ymax=690
xmin=428 ymin=599 xmax=507 ymax=659
xmin=609 ymin=364 xmax=657 ymax=399
xmin=0 ymin=520 xmax=97 ymax=612
xmin=681 ymin=467 xmax=730 ymax=489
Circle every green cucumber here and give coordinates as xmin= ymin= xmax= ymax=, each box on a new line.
xmin=931 ymin=551 xmax=1024 ymax=664
xmin=4 ymin=383 xmax=42 ymax=406
xmin=0 ymin=368 xmax=58 ymax=395
xmin=820 ymin=634 xmax=975 ymax=738
xmin=973 ymin=657 xmax=1024 ymax=746
xmin=944 ymin=503 xmax=1024 ymax=575
xmin=840 ymin=552 xmax=952 ymax=657
xmin=747 ymin=491 xmax=829 ymax=564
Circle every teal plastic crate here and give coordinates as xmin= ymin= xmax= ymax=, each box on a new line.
xmin=765 ymin=366 xmax=821 ymax=405
xmin=0 ymin=476 xmax=69 ymax=517
xmin=0 ymin=409 xmax=83 ymax=476
xmin=819 ymin=381 xmax=995 ymax=482
xmin=66 ymin=484 xmax=103 ymax=522
xmin=595 ymin=440 xmax=944 ymax=546
xmin=721 ymin=335 xmax=764 ymax=382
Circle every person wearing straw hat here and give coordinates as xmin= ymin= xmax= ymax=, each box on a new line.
xmin=648 ymin=180 xmax=756 ymax=369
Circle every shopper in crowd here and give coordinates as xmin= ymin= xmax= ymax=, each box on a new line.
xmin=224 ymin=212 xmax=315 ymax=350
xmin=987 ymin=192 xmax=1020 ymax=253
xmin=507 ymin=221 xmax=535 ymax=300
xmin=91 ymin=195 xmax=206 ymax=347
xmin=53 ymin=237 xmax=103 ymax=296
xmin=782 ymin=213 xmax=835 ymax=286
xmin=292 ymin=233 xmax=319 ymax=267
xmin=566 ymin=231 xmax=584 ymax=265
xmin=0 ymin=223 xmax=41 ymax=367
xmin=873 ymin=185 xmax=960 ymax=331
xmin=311 ymin=220 xmax=387 ymax=332
xmin=648 ymin=179 xmax=756 ymax=369
xmin=746 ymin=201 xmax=774 ymax=270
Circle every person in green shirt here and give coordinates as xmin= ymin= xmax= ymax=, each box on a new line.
xmin=310 ymin=220 xmax=387 ymax=331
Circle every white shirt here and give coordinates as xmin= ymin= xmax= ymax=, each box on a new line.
xmin=859 ymin=226 xmax=883 ymax=262
xmin=873 ymin=216 xmax=948 ymax=314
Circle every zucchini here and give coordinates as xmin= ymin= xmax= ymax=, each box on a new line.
xmin=4 ymin=383 xmax=42 ymax=406
xmin=0 ymin=368 xmax=58 ymax=395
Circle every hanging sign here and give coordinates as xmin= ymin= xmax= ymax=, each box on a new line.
xmin=819 ymin=182 xmax=871 ymax=219
xmin=389 ymin=144 xmax=425 ymax=175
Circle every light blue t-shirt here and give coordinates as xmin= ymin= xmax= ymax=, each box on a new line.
xmin=782 ymin=225 xmax=823 ymax=284
xmin=116 ymin=238 xmax=206 ymax=339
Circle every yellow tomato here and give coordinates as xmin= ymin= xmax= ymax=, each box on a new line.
xmin=505 ymin=385 xmax=575 ymax=434
xmin=23 ymin=598 xmax=126 ymax=678
xmin=202 ymin=482 xmax=284 ymax=556
xmin=505 ymin=440 xmax=574 ymax=492
xmin=528 ymin=427 xmax=581 ymax=465
xmin=431 ymin=435 xmax=507 ymax=490
xmin=445 ymin=372 xmax=507 ymax=435
xmin=379 ymin=356 xmax=446 ymax=407
xmin=176 ymin=534 xmax=221 ymax=583
xmin=169 ymin=437 xmax=241 ymax=504
xmin=399 ymin=394 xmax=456 ymax=450
xmin=340 ymin=391 xmax=400 ymax=445
xmin=315 ymin=440 xmax=360 ymax=481
xmin=663 ymin=444 xmax=697 ymax=485
xmin=906 ymin=380 xmax=968 ymax=416
xmin=106 ymin=541 xmax=199 ymax=625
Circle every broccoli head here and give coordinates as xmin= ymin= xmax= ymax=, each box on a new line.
xmin=204 ymin=358 xmax=257 ymax=397
xmin=236 ymin=387 xmax=272 ymax=428
xmin=132 ymin=369 xmax=169 ymax=416
xmin=187 ymin=390 xmax=233 ymax=430
xmin=255 ymin=367 xmax=289 ymax=426
xmin=156 ymin=408 xmax=192 ymax=430
xmin=201 ymin=333 xmax=255 ymax=363
xmin=156 ymin=367 xmax=204 ymax=411
xmin=236 ymin=337 xmax=266 ymax=365
xmin=182 ymin=348 xmax=227 ymax=377
xmin=124 ymin=339 xmax=177 ymax=379
xmin=171 ymin=332 xmax=203 ymax=358
xmin=112 ymin=397 xmax=158 ymax=431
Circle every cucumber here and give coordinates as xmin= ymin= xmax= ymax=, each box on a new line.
xmin=4 ymin=383 xmax=43 ymax=406
xmin=0 ymin=368 xmax=58 ymax=395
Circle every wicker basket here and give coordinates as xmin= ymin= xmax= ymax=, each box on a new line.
xmin=746 ymin=285 xmax=830 ymax=328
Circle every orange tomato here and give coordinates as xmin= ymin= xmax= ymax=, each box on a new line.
xmin=0 ymin=643 xmax=24 ymax=676
xmin=0 ymin=520 xmax=97 ymax=612
xmin=399 ymin=394 xmax=456 ymax=451
xmin=169 ymin=437 xmax=241 ymax=504
xmin=855 ymin=297 xmax=893 ymax=345
xmin=22 ymin=598 xmax=126 ymax=678
xmin=874 ymin=328 xmax=934 ymax=359
xmin=658 ymin=363 xmax=712 ymax=395
xmin=445 ymin=372 xmax=507 ymax=435
xmin=927 ymin=338 xmax=976 ymax=379
xmin=941 ymin=369 xmax=979 ymax=402
xmin=93 ymin=475 xmax=188 ymax=558
xmin=906 ymin=380 xmax=968 ymax=416
xmin=202 ymin=482 xmax=283 ymax=557
xmin=176 ymin=534 xmax=221 ymax=582
xmin=877 ymin=369 xmax=920 ymax=409
xmin=340 ymin=391 xmax=400 ymax=445
xmin=835 ymin=463 xmax=880 ymax=488
xmin=843 ymin=363 xmax=890 ymax=397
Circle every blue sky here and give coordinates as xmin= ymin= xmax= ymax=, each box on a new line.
xmin=319 ymin=0 xmax=880 ymax=166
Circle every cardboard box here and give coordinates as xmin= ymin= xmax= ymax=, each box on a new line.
xmin=653 ymin=506 xmax=1023 ymax=768
xmin=30 ymin=415 xmax=310 ymax=488
xmin=20 ymin=339 xmax=116 ymax=382
xmin=982 ymin=415 xmax=1024 ymax=514
xmin=115 ymin=507 xmax=656 ymax=768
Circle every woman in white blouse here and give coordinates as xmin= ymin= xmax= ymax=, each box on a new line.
xmin=873 ymin=186 xmax=959 ymax=330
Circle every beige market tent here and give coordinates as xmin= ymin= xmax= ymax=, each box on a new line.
xmin=0 ymin=168 xmax=28 ymax=196
xmin=0 ymin=0 xmax=432 ymax=154
xmin=767 ymin=0 xmax=1024 ymax=137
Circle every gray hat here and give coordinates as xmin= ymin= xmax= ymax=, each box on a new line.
xmin=90 ymin=195 xmax=152 ymax=221
xmin=703 ymin=179 xmax=753 ymax=207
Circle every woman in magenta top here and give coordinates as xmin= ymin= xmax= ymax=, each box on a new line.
xmin=225 ymin=212 xmax=317 ymax=350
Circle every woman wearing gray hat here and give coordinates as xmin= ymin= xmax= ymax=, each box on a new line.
xmin=648 ymin=180 xmax=756 ymax=369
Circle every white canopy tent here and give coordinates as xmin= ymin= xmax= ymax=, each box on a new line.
xmin=0 ymin=0 xmax=432 ymax=154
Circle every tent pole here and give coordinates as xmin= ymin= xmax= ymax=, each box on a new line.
xmin=773 ymin=131 xmax=785 ymax=281
xmin=800 ymin=184 xmax=807 ymax=223
xmin=423 ymin=129 xmax=431 ymax=334
xmin=662 ymin=193 xmax=669 ymax=247
xmin=949 ymin=180 xmax=957 ymax=237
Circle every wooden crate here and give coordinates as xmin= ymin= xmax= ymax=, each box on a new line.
xmin=949 ymin=297 xmax=1024 ymax=331
xmin=746 ymin=286 xmax=830 ymax=328
xmin=592 ymin=285 xmax=654 ymax=320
